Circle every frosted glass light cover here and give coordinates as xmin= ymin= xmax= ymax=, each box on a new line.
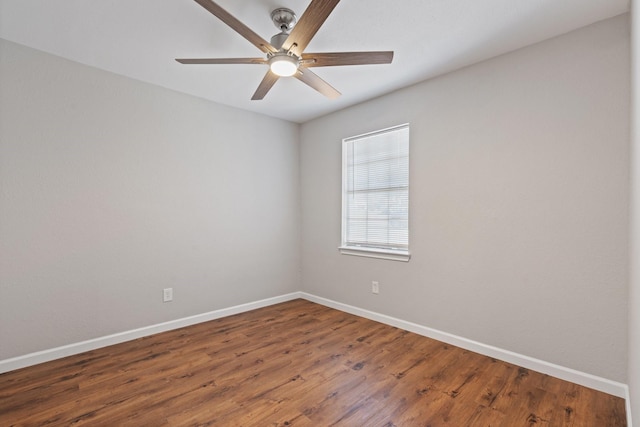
xmin=269 ymin=56 xmax=298 ymax=76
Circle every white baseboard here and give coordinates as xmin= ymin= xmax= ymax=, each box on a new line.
xmin=300 ymin=292 xmax=629 ymax=400
xmin=0 ymin=292 xmax=302 ymax=374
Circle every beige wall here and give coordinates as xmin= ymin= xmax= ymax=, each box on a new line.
xmin=300 ymin=15 xmax=630 ymax=382
xmin=0 ymin=39 xmax=301 ymax=359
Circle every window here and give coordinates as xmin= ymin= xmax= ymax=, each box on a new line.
xmin=340 ymin=124 xmax=410 ymax=262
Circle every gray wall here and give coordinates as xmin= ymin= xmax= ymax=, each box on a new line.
xmin=630 ymin=2 xmax=639 ymax=423
xmin=300 ymin=15 xmax=629 ymax=382
xmin=0 ymin=39 xmax=301 ymax=359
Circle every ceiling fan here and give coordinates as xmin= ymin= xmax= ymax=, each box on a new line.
xmin=176 ymin=0 xmax=394 ymax=100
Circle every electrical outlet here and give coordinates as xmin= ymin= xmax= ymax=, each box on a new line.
xmin=163 ymin=288 xmax=173 ymax=302
xmin=371 ymin=281 xmax=379 ymax=294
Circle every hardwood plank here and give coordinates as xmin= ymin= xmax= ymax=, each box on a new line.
xmin=0 ymin=299 xmax=626 ymax=426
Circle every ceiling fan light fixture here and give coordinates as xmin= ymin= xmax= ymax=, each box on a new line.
xmin=177 ymin=0 xmax=393 ymax=100
xmin=269 ymin=54 xmax=299 ymax=77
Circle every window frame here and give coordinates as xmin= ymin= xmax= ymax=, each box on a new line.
xmin=339 ymin=123 xmax=410 ymax=262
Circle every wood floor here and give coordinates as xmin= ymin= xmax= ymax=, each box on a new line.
xmin=0 ymin=299 xmax=627 ymax=426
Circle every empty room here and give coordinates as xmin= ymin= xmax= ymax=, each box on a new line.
xmin=1 ymin=0 xmax=639 ymax=425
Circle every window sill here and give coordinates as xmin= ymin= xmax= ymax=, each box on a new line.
xmin=339 ymin=246 xmax=411 ymax=262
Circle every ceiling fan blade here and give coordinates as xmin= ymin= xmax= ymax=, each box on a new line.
xmin=251 ymin=71 xmax=280 ymax=100
xmin=176 ymin=58 xmax=267 ymax=65
xmin=282 ymin=0 xmax=340 ymax=57
xmin=301 ymin=51 xmax=394 ymax=67
xmin=294 ymin=69 xmax=340 ymax=99
xmin=193 ymin=0 xmax=276 ymax=54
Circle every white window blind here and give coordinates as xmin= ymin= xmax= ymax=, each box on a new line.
xmin=341 ymin=124 xmax=409 ymax=261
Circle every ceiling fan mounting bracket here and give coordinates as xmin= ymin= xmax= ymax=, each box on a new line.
xmin=270 ymin=8 xmax=297 ymax=32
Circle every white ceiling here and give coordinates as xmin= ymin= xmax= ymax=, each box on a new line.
xmin=0 ymin=0 xmax=629 ymax=123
